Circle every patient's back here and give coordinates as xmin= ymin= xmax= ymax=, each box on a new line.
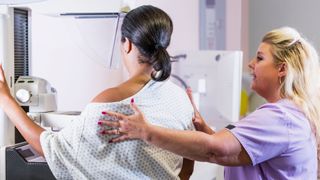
xmin=40 ymin=80 xmax=194 ymax=179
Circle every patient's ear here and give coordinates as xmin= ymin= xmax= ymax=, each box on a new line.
xmin=123 ymin=37 xmax=132 ymax=54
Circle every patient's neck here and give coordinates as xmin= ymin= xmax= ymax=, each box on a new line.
xmin=126 ymin=73 xmax=151 ymax=87
xmin=127 ymin=65 xmax=153 ymax=84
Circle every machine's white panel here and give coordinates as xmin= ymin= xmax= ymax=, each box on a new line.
xmin=11 ymin=0 xmax=122 ymax=15
xmin=173 ymin=50 xmax=242 ymax=130
xmin=0 ymin=7 xmax=16 ymax=148
xmin=172 ymin=50 xmax=242 ymax=180
xmin=30 ymin=10 xmax=124 ymax=111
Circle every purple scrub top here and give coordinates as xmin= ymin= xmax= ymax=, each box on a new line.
xmin=225 ymin=99 xmax=317 ymax=180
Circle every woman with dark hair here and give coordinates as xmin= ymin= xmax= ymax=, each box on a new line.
xmin=0 ymin=5 xmax=194 ymax=179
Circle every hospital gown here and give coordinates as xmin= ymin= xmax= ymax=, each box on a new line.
xmin=40 ymin=80 xmax=194 ymax=180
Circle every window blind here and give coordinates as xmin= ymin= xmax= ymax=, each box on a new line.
xmin=14 ymin=8 xmax=29 ymax=82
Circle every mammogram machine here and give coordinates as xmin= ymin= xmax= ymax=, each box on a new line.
xmin=0 ymin=3 xmax=125 ymax=179
xmin=14 ymin=76 xmax=81 ymax=131
xmin=1 ymin=76 xmax=80 ymax=180
xmin=171 ymin=50 xmax=242 ymax=180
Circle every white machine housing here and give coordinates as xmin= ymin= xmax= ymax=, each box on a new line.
xmin=15 ymin=76 xmax=57 ymax=113
xmin=173 ymin=50 xmax=242 ymax=130
xmin=172 ymin=50 xmax=243 ymax=180
xmin=0 ymin=6 xmax=21 ymax=148
xmin=14 ymin=76 xmax=80 ymax=132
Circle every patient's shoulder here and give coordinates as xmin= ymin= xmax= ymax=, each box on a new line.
xmin=91 ymin=87 xmax=127 ymax=103
xmin=91 ymin=79 xmax=148 ymax=103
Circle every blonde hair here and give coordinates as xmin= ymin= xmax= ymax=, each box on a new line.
xmin=262 ymin=26 xmax=320 ymax=145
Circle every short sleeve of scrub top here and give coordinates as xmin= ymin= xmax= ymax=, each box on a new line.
xmin=228 ymin=103 xmax=290 ymax=165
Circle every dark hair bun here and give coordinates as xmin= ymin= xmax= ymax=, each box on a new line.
xmin=121 ymin=5 xmax=173 ymax=81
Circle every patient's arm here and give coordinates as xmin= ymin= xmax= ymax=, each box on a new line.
xmin=0 ymin=65 xmax=44 ymax=155
xmin=2 ymin=97 xmax=45 ymax=155
xmin=179 ymin=158 xmax=194 ymax=180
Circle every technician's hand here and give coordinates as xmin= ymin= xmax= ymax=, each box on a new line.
xmin=98 ymin=99 xmax=151 ymax=143
xmin=0 ymin=64 xmax=14 ymax=108
xmin=186 ymin=88 xmax=214 ymax=134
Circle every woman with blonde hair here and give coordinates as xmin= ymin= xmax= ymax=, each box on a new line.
xmin=101 ymin=27 xmax=320 ymax=179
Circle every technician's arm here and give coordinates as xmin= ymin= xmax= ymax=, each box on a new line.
xmin=0 ymin=65 xmax=44 ymax=156
xmin=143 ymin=124 xmax=250 ymax=166
xmin=101 ymin=103 xmax=251 ymax=166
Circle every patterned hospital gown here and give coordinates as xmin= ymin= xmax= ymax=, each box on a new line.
xmin=40 ymin=80 xmax=194 ymax=180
